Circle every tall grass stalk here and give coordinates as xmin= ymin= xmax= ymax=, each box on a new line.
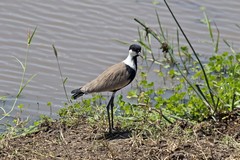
xmin=0 ymin=27 xmax=37 ymax=121
xmin=177 ymin=29 xmax=189 ymax=74
xmin=156 ymin=10 xmax=166 ymax=41
xmin=201 ymin=8 xmax=220 ymax=53
xmin=17 ymin=26 xmax=37 ymax=98
xmin=223 ymin=39 xmax=237 ymax=55
xmin=202 ymin=9 xmax=214 ymax=44
xmin=163 ymin=0 xmax=216 ymax=111
xmin=213 ymin=22 xmax=220 ymax=53
xmin=52 ymin=44 xmax=70 ymax=102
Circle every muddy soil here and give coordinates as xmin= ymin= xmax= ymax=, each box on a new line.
xmin=1 ymin=109 xmax=240 ymax=160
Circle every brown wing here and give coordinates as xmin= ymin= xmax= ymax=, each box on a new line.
xmin=81 ymin=62 xmax=136 ymax=93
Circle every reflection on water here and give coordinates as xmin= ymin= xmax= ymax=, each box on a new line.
xmin=0 ymin=0 xmax=240 ymax=123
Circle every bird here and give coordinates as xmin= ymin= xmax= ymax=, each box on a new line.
xmin=71 ymin=44 xmax=141 ymax=133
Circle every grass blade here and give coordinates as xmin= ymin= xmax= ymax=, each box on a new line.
xmin=195 ymin=84 xmax=214 ymax=114
xmin=213 ymin=22 xmax=220 ymax=53
xmin=52 ymin=44 xmax=69 ymax=102
xmin=17 ymin=74 xmax=37 ymax=98
xmin=52 ymin=43 xmax=58 ymax=58
xmin=13 ymin=56 xmax=25 ymax=71
xmin=28 ymin=26 xmax=37 ymax=46
xmin=156 ymin=10 xmax=166 ymax=41
xmin=236 ymin=24 xmax=240 ymax=29
xmin=223 ymin=39 xmax=237 ymax=54
xmin=163 ymin=0 xmax=216 ymax=108
xmin=203 ymin=10 xmax=214 ymax=43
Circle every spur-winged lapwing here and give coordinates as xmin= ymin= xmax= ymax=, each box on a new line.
xmin=71 ymin=44 xmax=141 ymax=133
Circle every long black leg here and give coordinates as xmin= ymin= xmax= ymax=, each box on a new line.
xmin=110 ymin=92 xmax=116 ymax=131
xmin=106 ymin=97 xmax=112 ymax=133
xmin=106 ymin=92 xmax=115 ymax=133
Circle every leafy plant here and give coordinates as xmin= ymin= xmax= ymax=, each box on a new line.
xmin=58 ymin=94 xmax=107 ymax=126
xmin=130 ymin=1 xmax=240 ymax=123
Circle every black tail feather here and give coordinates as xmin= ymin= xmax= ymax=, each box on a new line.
xmin=71 ymin=88 xmax=84 ymax=99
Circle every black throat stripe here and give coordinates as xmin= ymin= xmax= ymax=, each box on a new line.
xmin=125 ymin=64 xmax=136 ymax=85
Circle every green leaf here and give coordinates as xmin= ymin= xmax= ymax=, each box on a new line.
xmin=47 ymin=102 xmax=52 ymax=107
xmin=13 ymin=56 xmax=25 ymax=71
xmin=17 ymin=74 xmax=37 ymax=98
xmin=17 ymin=104 xmax=24 ymax=109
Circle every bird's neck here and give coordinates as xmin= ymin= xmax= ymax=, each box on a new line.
xmin=123 ymin=54 xmax=137 ymax=71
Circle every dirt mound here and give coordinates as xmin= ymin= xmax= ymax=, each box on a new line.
xmin=1 ymin=109 xmax=240 ymax=160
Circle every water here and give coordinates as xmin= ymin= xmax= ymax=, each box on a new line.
xmin=0 ymin=0 xmax=240 ymax=124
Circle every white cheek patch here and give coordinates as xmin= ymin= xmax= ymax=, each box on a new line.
xmin=123 ymin=50 xmax=136 ymax=70
xmin=129 ymin=49 xmax=137 ymax=57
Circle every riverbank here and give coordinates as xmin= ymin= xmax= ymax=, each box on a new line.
xmin=1 ymin=108 xmax=239 ymax=159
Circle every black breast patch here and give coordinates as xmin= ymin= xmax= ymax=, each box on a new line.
xmin=125 ymin=64 xmax=136 ymax=85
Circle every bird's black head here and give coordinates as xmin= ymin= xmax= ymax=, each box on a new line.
xmin=125 ymin=44 xmax=141 ymax=70
xmin=129 ymin=44 xmax=141 ymax=56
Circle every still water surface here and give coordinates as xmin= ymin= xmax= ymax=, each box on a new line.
xmin=0 ymin=0 xmax=240 ymax=123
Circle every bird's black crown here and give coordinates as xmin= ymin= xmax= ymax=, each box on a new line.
xmin=129 ymin=44 xmax=141 ymax=53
